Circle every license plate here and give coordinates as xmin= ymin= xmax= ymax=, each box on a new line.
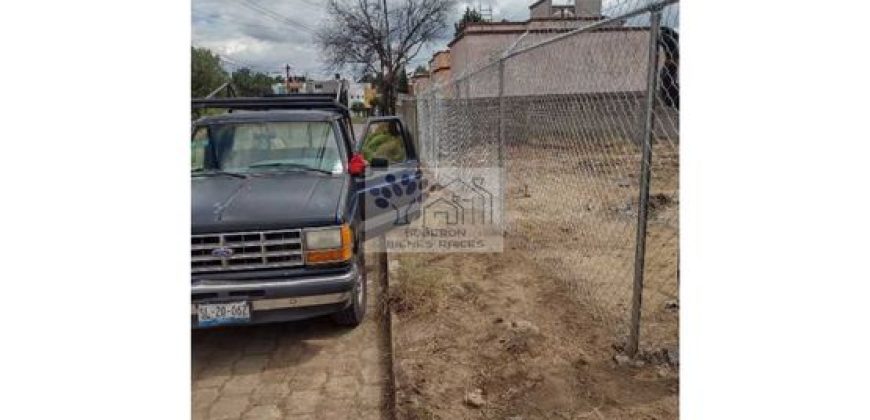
xmin=196 ymin=301 xmax=251 ymax=326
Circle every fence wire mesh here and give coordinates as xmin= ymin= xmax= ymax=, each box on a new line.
xmin=408 ymin=0 xmax=679 ymax=352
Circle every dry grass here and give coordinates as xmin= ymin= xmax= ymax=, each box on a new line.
xmin=504 ymin=138 xmax=679 ymax=347
xmin=389 ymin=137 xmax=679 ymax=419
xmin=388 ymin=257 xmax=452 ymax=317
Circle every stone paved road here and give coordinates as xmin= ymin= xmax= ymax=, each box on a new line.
xmin=192 ymin=252 xmax=390 ymax=420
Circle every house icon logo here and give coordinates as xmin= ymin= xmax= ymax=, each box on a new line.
xmin=422 ymin=176 xmax=494 ymax=227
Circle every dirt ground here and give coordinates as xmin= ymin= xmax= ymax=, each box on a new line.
xmin=191 ymin=241 xmax=391 ymax=420
xmin=389 ymin=139 xmax=679 ymax=419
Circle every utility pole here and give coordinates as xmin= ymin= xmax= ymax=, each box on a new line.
xmin=382 ymin=0 xmax=391 ymax=60
xmin=382 ymin=0 xmax=392 ymax=115
xmin=479 ymin=1 xmax=493 ymax=22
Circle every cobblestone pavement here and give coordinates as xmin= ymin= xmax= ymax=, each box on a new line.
xmin=192 ymin=255 xmax=391 ymax=419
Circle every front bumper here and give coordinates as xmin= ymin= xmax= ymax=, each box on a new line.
xmin=191 ymin=263 xmax=359 ymax=328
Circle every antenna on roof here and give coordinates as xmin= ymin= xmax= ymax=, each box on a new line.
xmin=478 ymin=1 xmax=493 ymax=22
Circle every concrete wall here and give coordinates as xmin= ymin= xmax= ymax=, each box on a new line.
xmin=431 ymin=67 xmax=452 ymax=88
xmin=396 ymin=94 xmax=420 ymax=153
xmin=430 ymin=51 xmax=451 ymax=71
xmin=450 ymin=31 xmax=520 ymax=80
xmin=575 ymin=0 xmax=602 ymax=17
xmin=503 ymin=29 xmax=650 ymax=97
xmin=447 ymin=28 xmax=651 ymax=99
xmin=500 ymin=93 xmax=678 ymax=144
xmin=449 ymin=19 xmax=619 ymax=82
xmin=428 ymin=51 xmax=452 ymax=90
xmin=414 ymin=93 xmax=678 ymax=169
xmin=530 ymin=0 xmax=552 ymax=19
xmin=412 ymin=76 xmax=431 ymax=96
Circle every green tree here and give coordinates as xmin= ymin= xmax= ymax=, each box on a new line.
xmin=454 ymin=7 xmax=483 ymax=38
xmin=316 ymin=0 xmax=456 ymax=116
xmin=359 ymin=72 xmax=383 ymax=86
xmin=397 ymin=66 xmax=409 ymax=94
xmin=231 ymin=68 xmax=277 ymax=97
xmin=413 ymin=65 xmax=428 ymax=76
xmin=192 ymin=47 xmax=228 ymax=98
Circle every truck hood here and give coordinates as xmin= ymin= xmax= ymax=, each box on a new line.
xmin=192 ymin=172 xmax=349 ymax=234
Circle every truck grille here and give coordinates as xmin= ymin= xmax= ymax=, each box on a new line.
xmin=192 ymin=229 xmax=304 ymax=273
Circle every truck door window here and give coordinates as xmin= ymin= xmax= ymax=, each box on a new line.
xmin=191 ymin=127 xmax=209 ymax=171
xmin=361 ymin=121 xmax=407 ymax=164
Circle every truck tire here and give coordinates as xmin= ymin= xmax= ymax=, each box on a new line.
xmin=332 ymin=243 xmax=367 ymax=326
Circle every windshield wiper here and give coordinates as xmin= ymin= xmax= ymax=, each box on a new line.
xmin=247 ymin=162 xmax=334 ymax=175
xmin=191 ymin=169 xmax=249 ymax=179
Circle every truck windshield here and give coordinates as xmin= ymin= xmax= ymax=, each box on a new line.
xmin=191 ymin=121 xmax=344 ymax=174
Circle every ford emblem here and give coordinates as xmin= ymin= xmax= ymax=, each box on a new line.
xmin=211 ymin=247 xmax=234 ymax=258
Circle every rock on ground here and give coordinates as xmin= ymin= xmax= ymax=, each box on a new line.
xmin=465 ymin=388 xmax=486 ymax=408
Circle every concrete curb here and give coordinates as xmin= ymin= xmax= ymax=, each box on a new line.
xmin=386 ymin=258 xmax=401 ymax=420
xmin=379 ymin=236 xmax=402 ymax=420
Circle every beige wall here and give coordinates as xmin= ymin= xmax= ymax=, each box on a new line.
xmin=425 ymin=51 xmax=452 ymax=93
xmin=431 ymin=68 xmax=452 ymax=88
xmin=411 ymin=75 xmax=430 ymax=96
xmin=430 ymin=51 xmax=451 ymax=71
xmin=450 ymin=31 xmax=520 ymax=80
xmin=448 ymin=29 xmax=651 ymax=98
xmin=575 ymin=0 xmax=602 ymax=17
xmin=502 ymin=30 xmax=650 ymax=97
xmin=450 ymin=19 xmax=614 ymax=80
xmin=530 ymin=0 xmax=552 ymax=19
xmin=419 ymin=0 xmax=646 ymax=99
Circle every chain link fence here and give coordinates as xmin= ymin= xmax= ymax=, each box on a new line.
xmin=404 ymin=0 xmax=679 ymax=354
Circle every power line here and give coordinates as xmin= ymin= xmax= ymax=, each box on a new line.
xmin=193 ymin=11 xmax=302 ymax=37
xmin=219 ymin=56 xmax=276 ymax=73
xmin=237 ymin=0 xmax=317 ymax=35
xmin=194 ymin=43 xmax=310 ymax=76
xmin=297 ymin=0 xmax=325 ymax=10
xmin=218 ymin=54 xmax=257 ymax=67
xmin=195 ymin=43 xmax=309 ymax=80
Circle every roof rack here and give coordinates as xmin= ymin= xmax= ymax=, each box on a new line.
xmin=192 ymin=80 xmax=349 ymax=117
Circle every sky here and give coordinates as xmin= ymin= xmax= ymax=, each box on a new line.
xmin=192 ymin=0 xmax=677 ymax=80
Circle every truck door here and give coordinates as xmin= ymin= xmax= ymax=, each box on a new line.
xmin=355 ymin=117 xmax=423 ymax=240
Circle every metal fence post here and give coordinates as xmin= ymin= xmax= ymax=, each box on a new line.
xmin=432 ymin=90 xmax=440 ymax=182
xmin=497 ymin=58 xmax=506 ymax=207
xmin=627 ymin=8 xmax=663 ymax=357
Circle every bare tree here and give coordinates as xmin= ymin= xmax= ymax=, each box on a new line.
xmin=317 ymin=0 xmax=456 ymax=115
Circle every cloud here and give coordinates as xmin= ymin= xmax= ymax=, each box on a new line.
xmin=192 ymin=0 xmax=328 ymax=77
xmin=193 ymin=0 xmax=508 ymax=77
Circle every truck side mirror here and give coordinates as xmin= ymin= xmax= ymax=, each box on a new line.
xmin=348 ymin=153 xmax=367 ymax=176
xmin=370 ymin=157 xmax=389 ymax=168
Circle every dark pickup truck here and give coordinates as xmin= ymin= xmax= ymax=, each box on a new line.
xmin=191 ymin=90 xmax=421 ymax=328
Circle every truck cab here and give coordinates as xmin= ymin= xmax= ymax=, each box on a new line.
xmin=190 ymin=92 xmax=420 ymax=328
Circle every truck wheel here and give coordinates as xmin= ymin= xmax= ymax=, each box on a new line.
xmin=332 ymin=244 xmax=367 ymax=326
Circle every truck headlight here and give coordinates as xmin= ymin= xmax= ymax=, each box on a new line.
xmin=304 ymin=224 xmax=352 ymax=264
